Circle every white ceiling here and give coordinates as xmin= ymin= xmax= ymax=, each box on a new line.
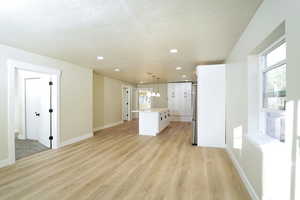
xmin=0 ymin=0 xmax=262 ymax=83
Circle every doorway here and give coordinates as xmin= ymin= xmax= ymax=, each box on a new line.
xmin=14 ymin=71 xmax=53 ymax=160
xmin=7 ymin=60 xmax=60 ymax=164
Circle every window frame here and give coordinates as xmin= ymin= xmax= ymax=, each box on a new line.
xmin=259 ymin=37 xmax=286 ymax=113
xmin=258 ymin=37 xmax=286 ymax=136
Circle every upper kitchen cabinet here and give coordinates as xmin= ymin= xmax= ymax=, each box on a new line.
xmin=168 ymin=82 xmax=192 ymax=121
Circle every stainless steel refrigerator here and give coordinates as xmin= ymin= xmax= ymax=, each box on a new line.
xmin=191 ymin=83 xmax=197 ymax=145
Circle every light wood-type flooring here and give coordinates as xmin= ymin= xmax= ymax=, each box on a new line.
xmin=0 ymin=121 xmax=250 ymax=200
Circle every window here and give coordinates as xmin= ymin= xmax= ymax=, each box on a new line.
xmin=260 ymin=40 xmax=286 ymax=142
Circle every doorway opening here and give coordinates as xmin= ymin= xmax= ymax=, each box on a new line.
xmin=15 ymin=70 xmax=52 ymax=159
xmin=7 ymin=60 xmax=60 ymax=164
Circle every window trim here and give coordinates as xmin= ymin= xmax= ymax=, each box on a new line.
xmin=260 ymin=37 xmax=286 ymax=63
xmin=262 ymin=60 xmax=286 ymax=73
xmin=259 ymin=37 xmax=286 ymax=111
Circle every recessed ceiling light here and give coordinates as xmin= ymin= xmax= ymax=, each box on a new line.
xmin=176 ymin=67 xmax=182 ymax=70
xmin=170 ymin=49 xmax=178 ymax=54
xmin=97 ymin=56 xmax=104 ymax=60
xmin=182 ymin=74 xmax=187 ymax=78
xmin=140 ymin=81 xmax=144 ymax=84
xmin=114 ymin=68 xmax=120 ymax=72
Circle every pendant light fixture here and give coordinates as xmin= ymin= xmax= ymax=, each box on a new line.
xmin=148 ymin=74 xmax=161 ymax=97
xmin=156 ymin=78 xmax=161 ymax=97
xmin=151 ymin=75 xmax=156 ymax=97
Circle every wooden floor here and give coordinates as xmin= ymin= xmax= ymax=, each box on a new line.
xmin=0 ymin=121 xmax=250 ymax=200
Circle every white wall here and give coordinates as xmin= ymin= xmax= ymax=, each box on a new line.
xmin=93 ymin=73 xmax=104 ymax=129
xmin=287 ymin=1 xmax=300 ymax=199
xmin=287 ymin=0 xmax=300 ymax=101
xmin=103 ymin=76 xmax=123 ymax=126
xmin=225 ymin=0 xmax=300 ymax=199
xmin=0 ymin=43 xmax=93 ymax=164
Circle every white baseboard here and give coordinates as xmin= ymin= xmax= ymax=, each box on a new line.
xmin=60 ymin=133 xmax=93 ymax=147
xmin=93 ymin=121 xmax=124 ymax=132
xmin=39 ymin=138 xmax=51 ymax=148
xmin=93 ymin=126 xmax=104 ymax=132
xmin=0 ymin=159 xmax=9 ymax=168
xmin=226 ymin=146 xmax=260 ymax=200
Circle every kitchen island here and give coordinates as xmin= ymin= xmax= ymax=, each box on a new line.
xmin=132 ymin=108 xmax=170 ymax=136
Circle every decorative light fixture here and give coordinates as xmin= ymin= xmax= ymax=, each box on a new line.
xmin=114 ymin=68 xmax=120 ymax=72
xmin=97 ymin=56 xmax=104 ymax=60
xmin=156 ymin=78 xmax=161 ymax=97
xmin=170 ymin=49 xmax=178 ymax=54
xmin=151 ymin=75 xmax=156 ymax=97
xmin=146 ymin=91 xmax=152 ymax=97
xmin=176 ymin=67 xmax=182 ymax=70
xmin=147 ymin=73 xmax=161 ymax=97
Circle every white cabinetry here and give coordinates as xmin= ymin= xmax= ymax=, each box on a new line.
xmin=196 ymin=65 xmax=225 ymax=148
xmin=168 ymin=83 xmax=176 ymax=114
xmin=168 ymin=82 xmax=192 ymax=121
xmin=138 ymin=109 xmax=170 ymax=136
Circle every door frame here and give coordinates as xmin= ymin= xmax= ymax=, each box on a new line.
xmin=7 ymin=60 xmax=61 ymax=165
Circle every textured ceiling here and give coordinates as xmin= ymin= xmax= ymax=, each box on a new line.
xmin=0 ymin=0 xmax=262 ymax=83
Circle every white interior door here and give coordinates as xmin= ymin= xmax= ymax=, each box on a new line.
xmin=39 ymin=77 xmax=51 ymax=148
xmin=124 ymin=88 xmax=129 ymax=120
xmin=25 ymin=78 xmax=41 ymax=140
xmin=123 ymin=87 xmax=131 ymax=121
